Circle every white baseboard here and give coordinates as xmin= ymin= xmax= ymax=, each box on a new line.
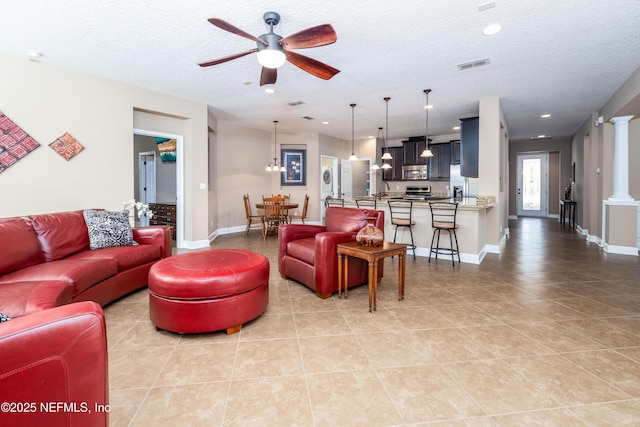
xmin=603 ymin=243 xmax=638 ymax=256
xmin=508 ymin=215 xmax=518 ymax=220
xmin=181 ymin=239 xmax=211 ymax=250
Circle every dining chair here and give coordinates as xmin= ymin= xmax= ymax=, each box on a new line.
xmin=288 ymin=194 xmax=310 ymax=224
xmin=261 ymin=197 xmax=285 ymax=239
xmin=243 ymin=194 xmax=264 ymax=237
xmin=428 ymin=201 xmax=460 ymax=266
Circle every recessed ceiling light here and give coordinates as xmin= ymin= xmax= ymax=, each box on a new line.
xmin=265 ymin=88 xmax=275 ymax=94
xmin=322 ymin=121 xmax=329 ymax=125
xmin=424 ymin=104 xmax=433 ymax=109
xmin=453 ymin=126 xmax=460 ymax=130
xmin=26 ymin=49 xmax=43 ymax=62
xmin=482 ymin=24 xmax=502 ymax=36
xmin=540 ymin=114 xmax=551 ymax=118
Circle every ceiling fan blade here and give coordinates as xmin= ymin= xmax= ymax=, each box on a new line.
xmin=198 ymin=49 xmax=257 ymax=67
xmin=279 ymin=24 xmax=337 ymax=49
xmin=207 ymin=18 xmax=267 ymax=46
xmin=285 ymin=50 xmax=340 ymax=80
xmin=260 ymin=67 xmax=278 ymax=86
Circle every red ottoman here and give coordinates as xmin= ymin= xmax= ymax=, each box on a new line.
xmin=148 ymin=249 xmax=269 ymax=334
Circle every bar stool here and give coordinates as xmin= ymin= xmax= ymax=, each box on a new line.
xmin=355 ymin=197 xmax=377 ymax=209
xmin=428 ymin=202 xmax=460 ymax=266
xmin=388 ymin=200 xmax=416 ymax=259
xmin=324 ymin=196 xmax=344 ymax=208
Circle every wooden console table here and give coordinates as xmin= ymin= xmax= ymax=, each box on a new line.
xmin=559 ymin=199 xmax=577 ymax=230
xmin=337 ymin=241 xmax=406 ymax=312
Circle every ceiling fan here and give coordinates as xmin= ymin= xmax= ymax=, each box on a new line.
xmin=198 ymin=12 xmax=340 ymax=86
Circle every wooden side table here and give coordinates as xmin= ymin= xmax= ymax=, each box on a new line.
xmin=337 ymin=241 xmax=407 ymax=312
xmin=560 ymin=200 xmax=577 ymax=229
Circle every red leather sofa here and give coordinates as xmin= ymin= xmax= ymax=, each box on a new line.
xmin=278 ymin=206 xmax=384 ymax=298
xmin=0 ymin=301 xmax=109 ymax=427
xmin=0 ymin=209 xmax=171 ymax=318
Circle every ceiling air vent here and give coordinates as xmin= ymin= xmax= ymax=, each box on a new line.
xmin=302 ymin=116 xmax=314 ymax=120
xmin=287 ymin=101 xmax=306 ymax=107
xmin=457 ymin=58 xmax=490 ymax=71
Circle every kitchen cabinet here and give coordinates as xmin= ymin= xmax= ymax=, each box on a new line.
xmin=402 ymin=137 xmax=428 ymax=165
xmin=451 ymin=140 xmax=460 ymax=164
xmin=428 ymin=142 xmax=451 ymax=180
xmin=381 ymin=146 xmax=403 ymax=181
xmin=460 ymin=117 xmax=479 ymax=177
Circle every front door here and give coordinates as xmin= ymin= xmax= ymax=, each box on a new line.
xmin=517 ymin=153 xmax=548 ymax=217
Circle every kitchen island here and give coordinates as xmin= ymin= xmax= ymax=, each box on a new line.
xmin=344 ymin=196 xmax=496 ymax=264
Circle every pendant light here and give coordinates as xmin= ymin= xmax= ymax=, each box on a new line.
xmin=370 ymin=127 xmax=383 ymax=170
xmin=381 ymin=97 xmax=393 ymax=160
xmin=420 ymin=89 xmax=434 ymax=158
xmin=348 ymin=103 xmax=358 ymax=161
xmin=265 ymin=120 xmax=286 ymax=172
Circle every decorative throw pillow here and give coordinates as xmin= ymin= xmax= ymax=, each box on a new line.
xmin=0 ymin=313 xmax=11 ymax=322
xmin=83 ymin=209 xmax=137 ymax=250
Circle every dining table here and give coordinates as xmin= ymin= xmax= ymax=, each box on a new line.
xmin=255 ymin=201 xmax=299 ymax=232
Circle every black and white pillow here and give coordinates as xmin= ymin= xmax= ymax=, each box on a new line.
xmin=83 ymin=209 xmax=138 ymax=250
xmin=0 ymin=313 xmax=11 ymax=322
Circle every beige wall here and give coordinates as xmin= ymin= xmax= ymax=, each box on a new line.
xmin=571 ymin=65 xmax=640 ymax=242
xmin=478 ymin=97 xmax=508 ymax=247
xmin=0 ymin=52 xmax=209 ymax=245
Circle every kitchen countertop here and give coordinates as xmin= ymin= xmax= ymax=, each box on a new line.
xmin=348 ymin=195 xmax=496 ymax=210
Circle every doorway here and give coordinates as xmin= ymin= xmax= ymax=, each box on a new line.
xmin=133 ymin=129 xmax=184 ymax=248
xmin=516 ymin=153 xmax=548 ymax=217
xmin=340 ymin=158 xmax=372 ymax=198
xmin=137 ymin=151 xmax=156 ymax=227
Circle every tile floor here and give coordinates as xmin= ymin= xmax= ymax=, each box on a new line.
xmin=105 ymin=218 xmax=640 ymax=426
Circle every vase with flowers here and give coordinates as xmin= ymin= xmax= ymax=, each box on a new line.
xmin=123 ymin=199 xmax=154 ymax=227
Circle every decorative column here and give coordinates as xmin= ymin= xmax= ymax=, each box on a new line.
xmin=609 ymin=115 xmax=634 ymax=201
xmin=602 ymin=115 xmax=638 ymax=256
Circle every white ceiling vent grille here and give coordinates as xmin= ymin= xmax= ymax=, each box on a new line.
xmin=457 ymin=58 xmax=490 ymax=71
xmin=302 ymin=116 xmax=314 ymax=120
xmin=287 ymin=101 xmax=306 ymax=106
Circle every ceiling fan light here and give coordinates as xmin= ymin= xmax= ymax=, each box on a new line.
xmin=381 ymin=151 xmax=393 ymax=160
xmin=420 ymin=148 xmax=434 ymax=158
xmin=257 ymin=48 xmax=286 ymax=69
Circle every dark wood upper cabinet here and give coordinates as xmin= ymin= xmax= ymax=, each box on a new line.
xmin=402 ymin=137 xmax=427 ymax=165
xmin=381 ymin=146 xmax=403 ymax=181
xmin=460 ymin=117 xmax=479 ymax=177
xmin=451 ymin=140 xmax=460 ymax=165
xmin=428 ymin=142 xmax=451 ymax=180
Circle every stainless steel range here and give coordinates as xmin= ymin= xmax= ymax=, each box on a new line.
xmin=404 ymin=186 xmax=431 ymax=200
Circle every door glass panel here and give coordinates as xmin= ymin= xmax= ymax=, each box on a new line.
xmin=522 ymin=158 xmax=541 ymax=211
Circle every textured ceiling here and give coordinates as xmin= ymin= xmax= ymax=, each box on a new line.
xmin=2 ymin=0 xmax=640 ymax=142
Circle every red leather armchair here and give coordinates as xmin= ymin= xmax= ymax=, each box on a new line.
xmin=0 ymin=301 xmax=109 ymax=427
xmin=278 ymin=207 xmax=384 ymax=298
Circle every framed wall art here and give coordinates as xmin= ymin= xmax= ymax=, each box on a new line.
xmin=281 ymin=149 xmax=306 ymax=186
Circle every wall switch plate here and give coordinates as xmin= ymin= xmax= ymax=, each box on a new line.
xmin=199 ymin=183 xmax=207 ymax=190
